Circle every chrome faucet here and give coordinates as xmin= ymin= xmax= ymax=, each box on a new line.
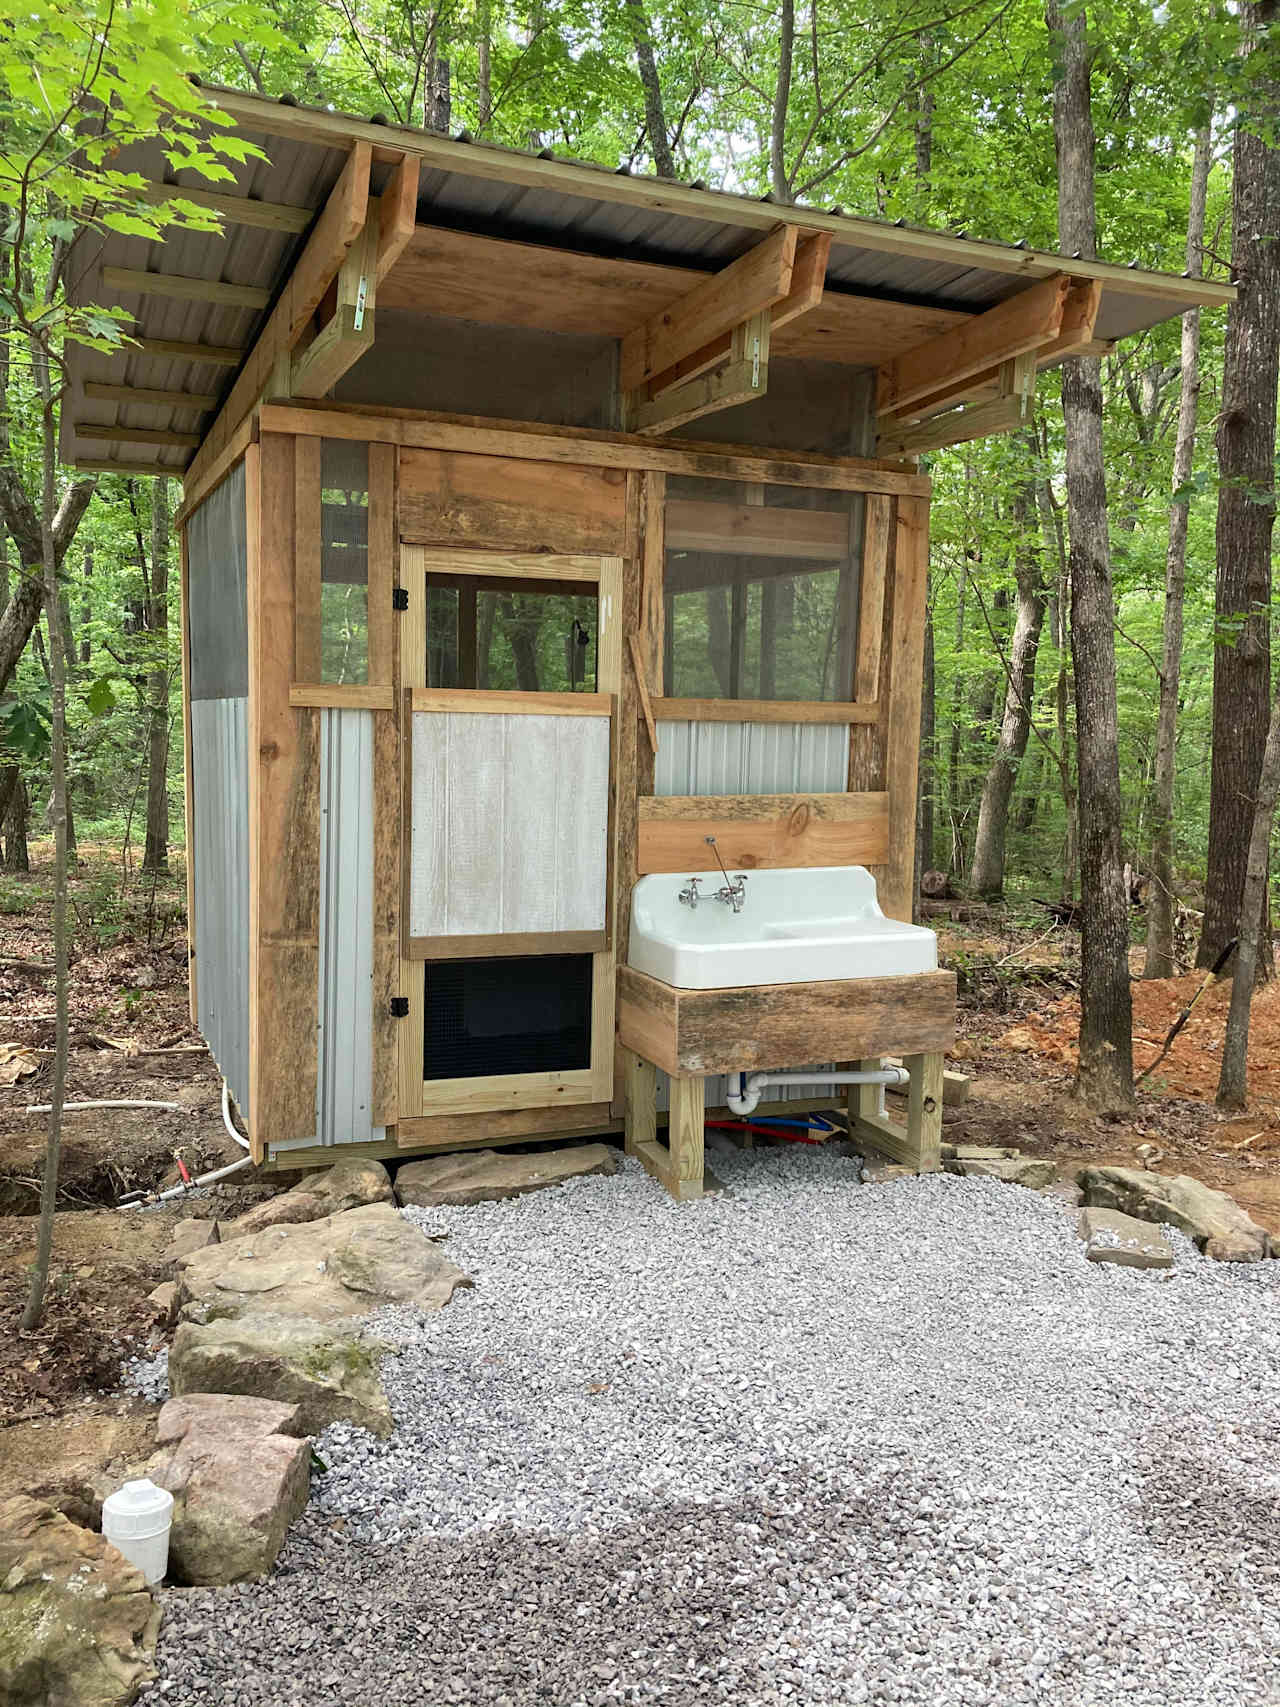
xmin=714 ymin=873 xmax=748 ymax=912
xmin=678 ymin=877 xmax=702 ymax=909
xmin=704 ymin=836 xmax=748 ymax=913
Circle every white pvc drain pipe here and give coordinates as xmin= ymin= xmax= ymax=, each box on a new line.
xmin=726 ymin=1064 xmax=910 ymax=1117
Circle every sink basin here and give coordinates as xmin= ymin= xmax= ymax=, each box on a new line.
xmin=628 ymin=865 xmax=938 ymax=990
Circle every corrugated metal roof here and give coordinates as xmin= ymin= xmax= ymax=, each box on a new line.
xmin=61 ymin=84 xmax=1235 ymax=478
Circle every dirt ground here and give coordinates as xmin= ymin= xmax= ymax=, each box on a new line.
xmin=0 ymin=846 xmax=263 ymax=1422
xmin=3 ymin=848 xmax=1280 ymax=1431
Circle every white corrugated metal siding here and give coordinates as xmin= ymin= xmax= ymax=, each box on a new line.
xmin=316 ymin=709 xmax=384 ymax=1147
xmin=191 ymin=697 xmax=250 ymax=1106
xmin=655 ymin=720 xmax=850 ymax=796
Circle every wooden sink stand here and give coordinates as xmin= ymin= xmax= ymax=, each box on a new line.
xmin=617 ymin=965 xmax=957 ymax=1201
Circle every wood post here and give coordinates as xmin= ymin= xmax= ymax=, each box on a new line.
xmin=668 ymin=1077 xmax=706 ymax=1198
xmin=623 ymin=1048 xmax=656 ymax=1157
xmin=622 ymin=1047 xmax=704 ymax=1202
xmin=847 ymin=1052 xmax=943 ymax=1173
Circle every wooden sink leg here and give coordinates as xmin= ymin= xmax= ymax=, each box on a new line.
xmin=848 ymin=1051 xmax=943 ymax=1173
xmin=623 ymin=1048 xmax=704 ymax=1201
xmin=623 ymin=1048 xmax=656 ymax=1157
xmin=667 ymin=1076 xmax=705 ymax=1200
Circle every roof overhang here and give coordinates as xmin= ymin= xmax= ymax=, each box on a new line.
xmin=60 ymin=83 xmax=1235 ymax=482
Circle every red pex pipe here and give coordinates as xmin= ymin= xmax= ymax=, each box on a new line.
xmin=704 ymin=1119 xmax=825 ymax=1146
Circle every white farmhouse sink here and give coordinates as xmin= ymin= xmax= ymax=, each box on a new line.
xmin=628 ymin=865 xmax=938 ymax=990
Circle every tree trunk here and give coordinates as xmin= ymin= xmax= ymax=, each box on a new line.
xmin=625 ymin=0 xmax=675 ymax=176
xmin=1200 ymin=3 xmax=1279 ymax=977
xmin=143 ymin=478 xmax=171 ymax=874
xmin=1217 ymin=676 xmax=1280 ymax=1107
xmin=770 ymin=0 xmax=795 ymax=198
xmin=947 ymin=544 xmax=968 ymax=875
xmin=1046 ymin=0 xmax=1133 ymax=1112
xmin=915 ymin=571 xmax=936 ymax=903
xmin=476 ymin=0 xmax=492 ymax=134
xmin=79 ymin=547 xmax=91 ymax=666
xmin=969 ymin=483 xmax=1045 ymax=899
xmin=1146 ymin=125 xmax=1211 ymax=979
xmin=2 ymin=771 xmax=30 ymax=872
xmin=22 ymin=348 xmax=70 ymax=1332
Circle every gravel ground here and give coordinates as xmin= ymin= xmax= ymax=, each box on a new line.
xmin=144 ymin=1147 xmax=1280 ymax=1707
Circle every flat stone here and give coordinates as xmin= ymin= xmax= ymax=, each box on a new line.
xmin=951 ymin=1157 xmax=1057 ymax=1189
xmin=166 ymin=1217 xmax=220 ymax=1263
xmin=0 ymin=1495 xmax=160 ymax=1705
xmin=1078 ymin=1165 xmax=1272 ymax=1262
xmin=395 ymin=1143 xmax=618 ymax=1208
xmin=147 ymin=1394 xmax=310 ymax=1585
xmin=168 ymin=1312 xmax=393 ymax=1438
xmin=227 ymin=1157 xmax=394 ymax=1237
xmin=176 ymin=1202 xmax=472 ymax=1325
xmin=1078 ymin=1206 xmax=1175 ymax=1270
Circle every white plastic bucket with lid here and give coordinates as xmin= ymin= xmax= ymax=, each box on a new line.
xmin=102 ymin=1478 xmax=174 ymax=1584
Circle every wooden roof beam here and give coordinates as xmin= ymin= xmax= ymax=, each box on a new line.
xmin=132 ymin=337 xmax=245 ymax=366
xmin=656 ymin=230 xmax=831 ymax=392
xmin=182 ymin=141 xmax=374 ymax=489
xmin=620 ymin=224 xmax=798 ymax=395
xmin=877 ymin=353 xmax=1037 ymax=458
xmin=84 ymin=381 xmax=218 ymax=410
xmin=73 ymin=457 xmax=188 ymax=476
xmin=102 ymin=267 xmax=270 ymax=311
xmin=877 ymin=272 xmax=1072 ymax=419
xmin=134 ymin=182 xmax=313 ymax=233
xmin=880 ymin=278 xmax=1102 ymax=427
xmin=290 ymin=158 xmax=418 ymax=400
xmin=76 ymin=422 xmax=202 ymax=448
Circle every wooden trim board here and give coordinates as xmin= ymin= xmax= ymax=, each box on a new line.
xmin=636 ymin=791 xmax=889 ymax=872
xmin=410 ymin=687 xmax=611 ymax=717
xmin=654 ymin=696 xmax=877 ymax=725
xmin=289 ymin=683 xmax=395 ymax=710
xmin=260 ymin=402 xmax=931 ymax=497
xmin=618 ymin=965 xmax=956 ymax=1078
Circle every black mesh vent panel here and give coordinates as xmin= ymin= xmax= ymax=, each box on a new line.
xmin=424 ymin=955 xmax=593 ymax=1080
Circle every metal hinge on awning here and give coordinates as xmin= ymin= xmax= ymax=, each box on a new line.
xmin=392 ymin=587 xmax=409 ymax=611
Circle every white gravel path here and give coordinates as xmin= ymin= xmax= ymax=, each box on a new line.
xmin=145 ymin=1146 xmax=1280 ymax=1707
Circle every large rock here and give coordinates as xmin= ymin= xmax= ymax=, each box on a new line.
xmin=395 ymin=1143 xmax=618 ymax=1208
xmin=166 ymin=1217 xmax=219 ymax=1265
xmin=1078 ymin=1166 xmax=1273 ymax=1262
xmin=146 ymin=1395 xmax=309 ymax=1585
xmin=1078 ymin=1206 xmax=1175 ymax=1271
xmin=176 ymin=1202 xmax=472 ymax=1325
xmin=169 ymin=1312 xmax=393 ymax=1438
xmin=0 ymin=1495 xmax=160 ymax=1705
xmin=227 ymin=1158 xmax=394 ymax=1237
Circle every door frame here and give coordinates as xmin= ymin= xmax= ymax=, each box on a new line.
xmin=397 ymin=545 xmax=623 ymax=1119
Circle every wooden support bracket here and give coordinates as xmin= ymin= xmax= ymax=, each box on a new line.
xmin=627 ymin=631 xmax=659 ymax=754
xmin=620 ymin=226 xmax=828 ymax=438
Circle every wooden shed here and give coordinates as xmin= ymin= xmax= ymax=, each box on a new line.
xmin=62 ymin=89 xmax=1231 ymax=1193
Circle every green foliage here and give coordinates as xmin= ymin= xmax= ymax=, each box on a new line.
xmin=1 ymin=0 xmax=1274 ymax=915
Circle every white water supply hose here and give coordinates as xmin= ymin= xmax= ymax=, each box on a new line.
xmin=726 ymin=1064 xmax=910 ymax=1118
xmin=116 ymin=1080 xmax=253 ymax=1208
